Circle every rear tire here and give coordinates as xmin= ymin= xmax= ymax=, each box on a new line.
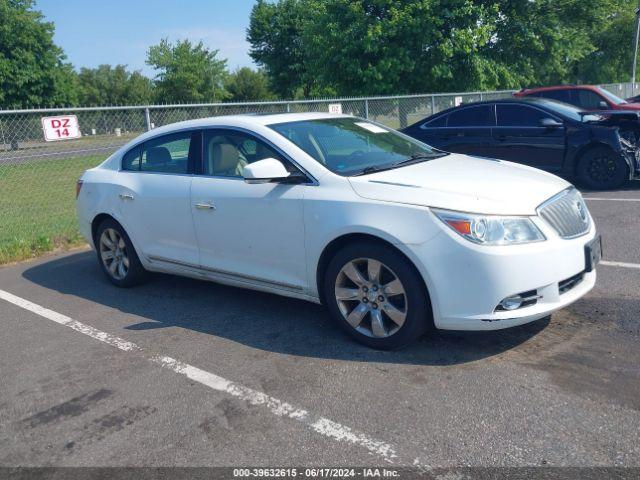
xmin=576 ymin=146 xmax=628 ymax=190
xmin=95 ymin=218 xmax=147 ymax=287
xmin=324 ymin=242 xmax=432 ymax=349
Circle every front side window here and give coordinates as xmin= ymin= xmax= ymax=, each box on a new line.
xmin=496 ymin=105 xmax=549 ymax=127
xmin=574 ymin=89 xmax=606 ymax=110
xmin=447 ymin=106 xmax=494 ymax=127
xmin=203 ymin=130 xmax=289 ymax=178
xmin=269 ymin=117 xmax=444 ymax=176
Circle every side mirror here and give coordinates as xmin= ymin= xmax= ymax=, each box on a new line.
xmin=243 ymin=158 xmax=292 ymax=184
xmin=597 ymin=101 xmax=609 ymax=110
xmin=540 ymin=118 xmax=563 ymax=128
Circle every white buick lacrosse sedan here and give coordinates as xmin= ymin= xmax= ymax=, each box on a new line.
xmin=76 ymin=113 xmax=600 ymax=349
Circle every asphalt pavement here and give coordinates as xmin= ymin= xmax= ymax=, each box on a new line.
xmin=0 ymin=182 xmax=639 ymax=468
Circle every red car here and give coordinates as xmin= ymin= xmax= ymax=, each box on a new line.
xmin=514 ymin=85 xmax=640 ymax=111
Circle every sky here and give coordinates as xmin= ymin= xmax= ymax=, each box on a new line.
xmin=37 ymin=0 xmax=258 ymax=77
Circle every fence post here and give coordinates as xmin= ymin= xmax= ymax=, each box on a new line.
xmin=286 ymin=103 xmax=291 ymax=113
xmin=0 ymin=119 xmax=6 ymax=152
xmin=145 ymin=108 xmax=152 ymax=131
xmin=479 ymin=92 xmax=483 ymax=101
xmin=364 ymin=99 xmax=369 ymax=119
xmin=431 ymin=95 xmax=436 ymax=115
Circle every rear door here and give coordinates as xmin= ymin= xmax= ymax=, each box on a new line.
xmin=489 ymin=104 xmax=565 ymax=171
xmin=116 ymin=130 xmax=200 ymax=266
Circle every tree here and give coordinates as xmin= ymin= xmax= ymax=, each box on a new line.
xmin=572 ymin=0 xmax=638 ymax=84
xmin=303 ymin=0 xmax=510 ymax=95
xmin=247 ymin=0 xmax=317 ymax=98
xmin=146 ymin=39 xmax=228 ymax=103
xmin=225 ymin=67 xmax=274 ymax=101
xmin=0 ymin=0 xmax=78 ymax=108
xmin=77 ymin=65 xmax=154 ymax=106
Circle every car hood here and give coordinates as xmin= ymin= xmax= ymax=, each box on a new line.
xmin=347 ymin=154 xmax=571 ymax=216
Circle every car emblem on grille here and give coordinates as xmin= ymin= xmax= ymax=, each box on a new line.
xmin=575 ymin=199 xmax=588 ymax=224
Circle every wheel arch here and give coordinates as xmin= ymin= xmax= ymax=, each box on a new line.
xmin=573 ymin=141 xmax=631 ymax=177
xmin=315 ymin=233 xmax=433 ymax=314
xmin=91 ymin=213 xmax=118 ymax=245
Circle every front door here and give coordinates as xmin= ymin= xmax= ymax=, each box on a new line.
xmin=190 ymin=129 xmax=308 ymax=291
xmin=489 ymin=104 xmax=566 ymax=171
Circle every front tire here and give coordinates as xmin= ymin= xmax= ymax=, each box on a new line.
xmin=95 ymin=218 xmax=147 ymax=287
xmin=576 ymin=146 xmax=628 ymax=190
xmin=324 ymin=242 xmax=432 ymax=349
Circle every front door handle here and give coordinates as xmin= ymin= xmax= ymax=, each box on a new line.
xmin=119 ymin=193 xmax=134 ymax=200
xmin=195 ymin=202 xmax=216 ymax=210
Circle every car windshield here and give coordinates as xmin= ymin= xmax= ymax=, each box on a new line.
xmin=269 ymin=117 xmax=445 ymax=176
xmin=596 ymin=86 xmax=627 ymax=105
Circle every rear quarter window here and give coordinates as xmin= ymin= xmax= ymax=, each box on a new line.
xmin=122 ymin=145 xmax=141 ymax=171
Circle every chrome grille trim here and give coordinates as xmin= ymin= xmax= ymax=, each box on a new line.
xmin=537 ymin=188 xmax=590 ymax=239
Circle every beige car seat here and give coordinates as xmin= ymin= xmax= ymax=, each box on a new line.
xmin=208 ymin=140 xmax=248 ymax=176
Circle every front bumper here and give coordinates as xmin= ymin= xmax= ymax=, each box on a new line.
xmin=407 ymin=213 xmax=597 ymax=331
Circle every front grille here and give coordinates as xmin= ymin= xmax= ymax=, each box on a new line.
xmin=559 ymin=272 xmax=584 ymax=295
xmin=538 ymin=188 xmax=590 ymax=239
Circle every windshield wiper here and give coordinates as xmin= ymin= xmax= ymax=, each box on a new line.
xmin=391 ymin=151 xmax=449 ymax=167
xmin=351 ymin=152 xmax=448 ymax=177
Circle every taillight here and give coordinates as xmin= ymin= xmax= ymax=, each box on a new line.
xmin=76 ymin=179 xmax=84 ymax=199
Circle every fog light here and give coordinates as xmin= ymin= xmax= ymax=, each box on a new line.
xmin=499 ymin=295 xmax=524 ymax=311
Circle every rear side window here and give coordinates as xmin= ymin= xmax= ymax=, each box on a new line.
xmin=574 ymin=89 xmax=605 ymax=109
xmin=141 ymin=132 xmax=192 ymax=174
xmin=423 ymin=115 xmax=447 ymax=127
xmin=447 ymin=106 xmax=494 ymax=127
xmin=496 ymin=105 xmax=549 ymax=127
xmin=539 ymin=89 xmax=572 ymax=104
xmin=122 ymin=131 xmax=195 ymax=174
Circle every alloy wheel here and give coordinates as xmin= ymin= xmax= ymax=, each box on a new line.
xmin=334 ymin=258 xmax=408 ymax=338
xmin=99 ymin=228 xmax=129 ymax=280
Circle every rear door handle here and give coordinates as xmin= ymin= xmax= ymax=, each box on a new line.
xmin=119 ymin=193 xmax=134 ymax=200
xmin=195 ymin=202 xmax=216 ymax=210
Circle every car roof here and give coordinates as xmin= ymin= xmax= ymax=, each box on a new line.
xmin=428 ymin=97 xmax=563 ymax=116
xmin=517 ymin=84 xmax=599 ymax=95
xmin=129 ymin=112 xmax=353 ymax=144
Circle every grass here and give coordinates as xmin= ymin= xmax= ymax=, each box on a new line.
xmin=0 ymin=154 xmax=105 ymax=264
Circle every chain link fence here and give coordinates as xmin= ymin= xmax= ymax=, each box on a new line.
xmin=0 ymin=83 xmax=636 ymax=262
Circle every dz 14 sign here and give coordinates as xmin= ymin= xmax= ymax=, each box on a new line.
xmin=41 ymin=115 xmax=81 ymax=142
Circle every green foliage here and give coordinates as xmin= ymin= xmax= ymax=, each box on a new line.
xmin=248 ymin=0 xmax=640 ymax=97
xmin=0 ymin=0 xmax=78 ymax=108
xmin=247 ymin=0 xmax=317 ymax=98
xmin=77 ymin=65 xmax=154 ymax=106
xmin=146 ymin=39 xmax=228 ymax=103
xmin=225 ymin=67 xmax=274 ymax=101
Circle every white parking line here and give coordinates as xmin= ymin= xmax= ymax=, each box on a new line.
xmin=584 ymin=197 xmax=640 ymax=202
xmin=600 ymin=260 xmax=640 ymax=270
xmin=0 ymin=288 xmax=398 ymax=463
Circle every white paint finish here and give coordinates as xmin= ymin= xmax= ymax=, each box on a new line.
xmin=117 ymin=172 xmax=199 ymax=266
xmin=190 ymin=177 xmax=307 ymax=289
xmin=600 ymin=260 xmax=640 ymax=269
xmin=348 ymin=155 xmax=570 ymax=216
xmin=0 ymin=289 xmax=397 ymax=462
xmin=77 ymin=114 xmax=595 ymax=332
xmin=584 ymin=197 xmax=640 ymax=202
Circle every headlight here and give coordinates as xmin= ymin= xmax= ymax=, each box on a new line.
xmin=432 ymin=209 xmax=545 ymax=245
